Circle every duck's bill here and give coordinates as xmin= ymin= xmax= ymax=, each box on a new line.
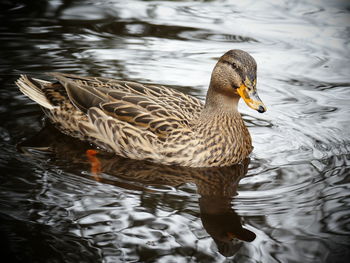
xmin=237 ymin=84 xmax=267 ymax=113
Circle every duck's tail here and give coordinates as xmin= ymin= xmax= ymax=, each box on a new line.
xmin=15 ymin=75 xmax=55 ymax=110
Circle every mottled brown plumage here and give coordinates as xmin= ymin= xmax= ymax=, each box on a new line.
xmin=16 ymin=49 xmax=266 ymax=167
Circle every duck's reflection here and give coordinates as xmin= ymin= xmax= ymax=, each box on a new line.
xmin=200 ymin=196 xmax=256 ymax=256
xmin=19 ymin=124 xmax=256 ymax=257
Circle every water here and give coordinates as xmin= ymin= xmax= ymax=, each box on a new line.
xmin=1 ymin=0 xmax=350 ymax=262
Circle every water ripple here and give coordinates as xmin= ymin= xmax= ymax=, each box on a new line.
xmin=1 ymin=0 xmax=350 ymax=262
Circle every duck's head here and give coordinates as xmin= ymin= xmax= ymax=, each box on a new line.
xmin=207 ymin=49 xmax=266 ymax=113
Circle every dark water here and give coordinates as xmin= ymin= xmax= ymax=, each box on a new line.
xmin=1 ymin=0 xmax=350 ymax=262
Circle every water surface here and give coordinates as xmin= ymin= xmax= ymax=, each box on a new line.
xmin=0 ymin=0 xmax=349 ymax=262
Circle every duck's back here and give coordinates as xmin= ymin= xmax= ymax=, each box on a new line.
xmin=50 ymin=73 xmax=203 ymax=119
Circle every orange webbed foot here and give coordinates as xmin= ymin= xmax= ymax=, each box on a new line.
xmin=86 ymin=149 xmax=101 ymax=180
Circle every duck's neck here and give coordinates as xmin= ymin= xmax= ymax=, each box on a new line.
xmin=194 ymin=83 xmax=252 ymax=165
xmin=203 ymin=83 xmax=240 ymax=116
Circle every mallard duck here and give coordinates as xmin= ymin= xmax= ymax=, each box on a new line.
xmin=16 ymin=49 xmax=266 ymax=167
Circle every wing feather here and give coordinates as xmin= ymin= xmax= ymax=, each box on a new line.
xmin=49 ymin=73 xmax=203 ymax=119
xmin=87 ymin=108 xmax=160 ymax=160
xmin=46 ymin=72 xmax=203 ymax=139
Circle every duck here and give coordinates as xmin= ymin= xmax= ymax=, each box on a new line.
xmin=16 ymin=49 xmax=266 ymax=167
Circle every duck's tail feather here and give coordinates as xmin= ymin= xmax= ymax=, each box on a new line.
xmin=16 ymin=75 xmax=55 ymax=110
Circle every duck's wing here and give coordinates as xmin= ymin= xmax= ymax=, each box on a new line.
xmin=50 ymin=72 xmax=203 ymax=120
xmin=49 ymin=72 xmax=202 ymax=139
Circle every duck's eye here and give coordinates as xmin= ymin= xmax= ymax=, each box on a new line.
xmin=222 ymin=60 xmax=238 ymax=70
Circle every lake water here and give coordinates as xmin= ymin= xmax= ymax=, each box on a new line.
xmin=0 ymin=0 xmax=349 ymax=262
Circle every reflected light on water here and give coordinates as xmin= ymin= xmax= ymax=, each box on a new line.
xmin=0 ymin=0 xmax=349 ymax=262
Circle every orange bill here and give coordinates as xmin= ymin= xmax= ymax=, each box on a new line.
xmin=237 ymin=80 xmax=266 ymax=113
